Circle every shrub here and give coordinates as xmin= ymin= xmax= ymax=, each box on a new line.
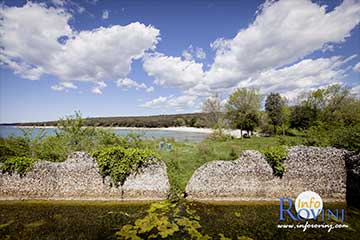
xmin=56 ymin=111 xmax=97 ymax=152
xmin=0 ymin=137 xmax=30 ymax=162
xmin=92 ymin=146 xmax=158 ymax=186
xmin=261 ymin=145 xmax=287 ymax=177
xmin=1 ymin=156 xmax=38 ymax=176
xmin=35 ymin=135 xmax=69 ymax=162
xmin=206 ymin=130 xmax=233 ymax=142
xmin=94 ymin=129 xmax=128 ymax=148
xmin=330 ymin=124 xmax=360 ymax=153
xmin=303 ymin=125 xmax=331 ymax=147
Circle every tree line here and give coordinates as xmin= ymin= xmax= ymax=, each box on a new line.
xmin=202 ymin=84 xmax=360 ymax=151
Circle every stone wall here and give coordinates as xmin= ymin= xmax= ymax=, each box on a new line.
xmin=186 ymin=146 xmax=357 ymax=202
xmin=0 ymin=152 xmax=170 ymax=200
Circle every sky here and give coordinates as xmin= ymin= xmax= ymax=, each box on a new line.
xmin=0 ymin=0 xmax=359 ymax=123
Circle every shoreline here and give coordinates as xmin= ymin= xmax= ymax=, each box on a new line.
xmin=1 ymin=125 xmax=214 ymax=133
xmin=1 ymin=126 xmax=249 ymax=138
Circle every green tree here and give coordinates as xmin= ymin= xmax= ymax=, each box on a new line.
xmin=290 ymin=105 xmax=317 ymax=129
xmin=226 ymin=88 xmax=261 ymax=137
xmin=294 ymin=84 xmax=359 ymax=129
xmin=265 ymin=93 xmax=286 ymax=135
xmin=56 ymin=111 xmax=96 ymax=151
xmin=202 ymin=94 xmax=226 ymax=131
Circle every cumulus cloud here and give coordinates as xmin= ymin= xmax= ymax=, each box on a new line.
xmin=51 ymin=0 xmax=86 ymax=14
xmin=102 ymin=9 xmax=109 ymax=19
xmin=91 ymin=81 xmax=107 ymax=95
xmin=143 ymin=53 xmax=205 ymax=90
xmin=0 ymin=2 xmax=160 ymax=93
xmin=237 ymin=56 xmax=354 ymax=99
xmin=116 ymin=78 xmax=154 ymax=92
xmin=181 ymin=45 xmax=206 ymax=61
xmin=141 ymin=95 xmax=197 ymax=110
xmin=142 ymin=0 xmax=360 ymax=103
xmin=206 ymin=0 xmax=360 ymax=89
xmin=51 ymin=82 xmax=77 ymax=91
xmin=353 ymin=62 xmax=360 ymax=72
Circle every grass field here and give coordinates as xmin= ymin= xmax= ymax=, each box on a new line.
xmin=148 ymin=136 xmax=304 ymax=197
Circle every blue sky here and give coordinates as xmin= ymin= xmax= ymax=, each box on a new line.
xmin=0 ymin=0 xmax=359 ymax=123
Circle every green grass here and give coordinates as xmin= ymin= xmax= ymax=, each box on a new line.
xmin=147 ymin=136 xmax=303 ymax=197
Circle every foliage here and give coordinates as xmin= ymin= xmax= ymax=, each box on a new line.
xmin=258 ymin=112 xmax=271 ymax=134
xmin=18 ymin=112 xmax=209 ymax=128
xmin=116 ymin=201 xmax=211 ymax=240
xmin=202 ymin=94 xmax=226 ymax=130
xmin=0 ymin=128 xmax=49 ymax=162
xmin=0 ymin=136 xmax=29 ymax=162
xmin=56 ymin=111 xmax=97 ymax=152
xmin=1 ymin=156 xmax=38 ymax=176
xmin=175 ymin=118 xmax=186 ymax=126
xmin=330 ymin=124 xmax=360 ymax=153
xmin=303 ymin=124 xmax=360 ymax=152
xmin=92 ymin=146 xmax=158 ymax=186
xmin=265 ymin=93 xmax=287 ymax=134
xmin=290 ymin=105 xmax=318 ymax=130
xmin=35 ymin=135 xmax=69 ymax=162
xmin=303 ymin=125 xmax=331 ymax=147
xmin=226 ymin=88 xmax=261 ymax=136
xmin=292 ymin=84 xmax=360 ymax=130
xmin=206 ymin=129 xmax=233 ymax=142
xmin=261 ymin=145 xmax=288 ymax=177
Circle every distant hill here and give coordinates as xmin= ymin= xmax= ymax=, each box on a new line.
xmin=5 ymin=113 xmax=209 ymax=128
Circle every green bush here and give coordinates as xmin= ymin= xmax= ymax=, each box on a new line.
xmin=206 ymin=130 xmax=233 ymax=142
xmin=330 ymin=124 xmax=360 ymax=153
xmin=35 ymin=135 xmax=69 ymax=162
xmin=261 ymin=145 xmax=287 ymax=177
xmin=1 ymin=156 xmax=38 ymax=176
xmin=303 ymin=125 xmax=331 ymax=147
xmin=92 ymin=146 xmax=158 ymax=186
xmin=0 ymin=137 xmax=30 ymax=162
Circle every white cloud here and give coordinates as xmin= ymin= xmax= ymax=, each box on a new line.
xmin=102 ymin=9 xmax=109 ymax=19
xmin=0 ymin=2 xmax=160 ymax=94
xmin=91 ymin=81 xmax=107 ymax=95
xmin=141 ymin=95 xmax=197 ymax=110
xmin=146 ymin=86 xmax=154 ymax=93
xmin=0 ymin=2 xmax=72 ymax=78
xmin=195 ymin=47 xmax=206 ymax=59
xmin=237 ymin=56 xmax=353 ymax=99
xmin=143 ymin=53 xmax=205 ymax=90
xmin=351 ymin=85 xmax=360 ymax=97
xmin=141 ymin=96 xmax=167 ymax=108
xmin=51 ymin=0 xmax=86 ymax=14
xmin=116 ymin=78 xmax=154 ymax=92
xmin=181 ymin=45 xmax=206 ymax=61
xmin=51 ymin=0 xmax=66 ymax=7
xmin=51 ymin=81 xmax=77 ymax=91
xmin=142 ymin=0 xmax=360 ymax=101
xmin=182 ymin=49 xmax=193 ymax=61
xmin=353 ymin=62 xmax=360 ymax=72
xmin=206 ymin=0 xmax=360 ymax=89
